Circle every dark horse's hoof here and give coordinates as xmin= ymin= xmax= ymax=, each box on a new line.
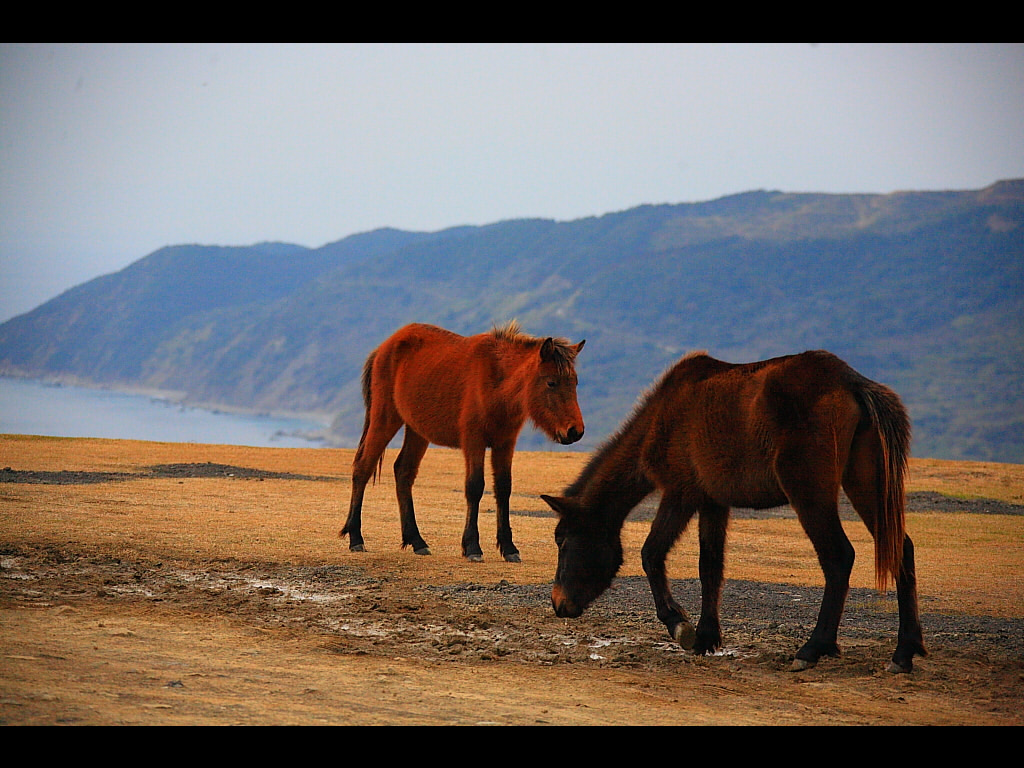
xmin=349 ymin=543 xmax=366 ymax=552
xmin=886 ymin=660 xmax=913 ymax=674
xmin=503 ymin=552 xmax=521 ymax=563
xmin=671 ymin=621 xmax=696 ymax=650
xmin=414 ymin=546 xmax=432 ymax=556
xmin=465 ymin=553 xmax=483 ymax=562
xmin=790 ymin=658 xmax=816 ymax=672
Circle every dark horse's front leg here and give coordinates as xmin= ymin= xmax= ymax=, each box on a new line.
xmin=491 ymin=442 xmax=520 ymax=562
xmin=694 ymin=504 xmax=729 ymax=655
xmin=641 ymin=492 xmax=698 ymax=649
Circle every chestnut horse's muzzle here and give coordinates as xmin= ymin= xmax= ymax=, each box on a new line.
xmin=558 ymin=426 xmax=584 ymax=445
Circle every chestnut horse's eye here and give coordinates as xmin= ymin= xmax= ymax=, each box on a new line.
xmin=546 ymin=379 xmax=558 ymax=389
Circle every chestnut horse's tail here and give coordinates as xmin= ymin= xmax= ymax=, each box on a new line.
xmin=849 ymin=374 xmax=912 ymax=592
xmin=355 ymin=349 xmax=385 ymax=485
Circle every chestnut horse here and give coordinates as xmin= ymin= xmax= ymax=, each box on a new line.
xmin=342 ymin=322 xmax=585 ymax=562
xmin=542 ymin=350 xmax=926 ymax=673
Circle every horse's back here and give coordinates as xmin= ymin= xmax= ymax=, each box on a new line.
xmin=377 ymin=323 xmax=464 ymax=357
xmin=369 ymin=324 xmax=490 ymax=447
xmin=648 ymin=351 xmax=863 ymax=508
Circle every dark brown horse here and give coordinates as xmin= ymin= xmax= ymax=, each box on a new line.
xmin=342 ymin=322 xmax=585 ymax=562
xmin=542 ymin=350 xmax=926 ymax=673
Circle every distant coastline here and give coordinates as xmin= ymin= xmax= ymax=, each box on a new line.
xmin=0 ymin=376 xmax=331 ymax=448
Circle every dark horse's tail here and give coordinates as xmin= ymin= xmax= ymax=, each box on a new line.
xmin=355 ymin=349 xmax=385 ymax=484
xmin=849 ymin=372 xmax=912 ymax=592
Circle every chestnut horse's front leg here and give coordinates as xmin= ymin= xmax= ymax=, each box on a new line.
xmin=461 ymin=446 xmax=486 ymax=561
xmin=491 ymin=441 xmax=520 ymax=562
xmin=641 ymin=491 xmax=698 ymax=649
xmin=394 ymin=427 xmax=431 ymax=555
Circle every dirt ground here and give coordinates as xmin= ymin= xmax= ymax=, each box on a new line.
xmin=2 ymin=434 xmax=1022 ymax=725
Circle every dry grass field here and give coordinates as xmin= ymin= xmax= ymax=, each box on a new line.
xmin=1 ymin=434 xmax=1022 ymax=725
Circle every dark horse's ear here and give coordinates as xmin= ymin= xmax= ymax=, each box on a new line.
xmin=541 ymin=494 xmax=578 ymax=519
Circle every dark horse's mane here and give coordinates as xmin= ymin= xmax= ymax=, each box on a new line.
xmin=491 ymin=320 xmax=580 ymax=375
xmin=562 ymin=351 xmax=711 ymax=498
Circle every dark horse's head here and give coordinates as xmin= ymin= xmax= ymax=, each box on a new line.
xmin=529 ymin=337 xmax=586 ymax=446
xmin=541 ymin=494 xmax=622 ymax=618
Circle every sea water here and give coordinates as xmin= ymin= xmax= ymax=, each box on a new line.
xmin=0 ymin=377 xmax=329 ymax=448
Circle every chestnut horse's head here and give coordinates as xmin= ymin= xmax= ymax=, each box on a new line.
xmin=541 ymin=494 xmax=622 ymax=618
xmin=529 ymin=337 xmax=586 ymax=445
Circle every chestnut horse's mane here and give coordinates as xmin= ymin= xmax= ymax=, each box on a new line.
xmin=490 ymin=320 xmax=580 ymax=375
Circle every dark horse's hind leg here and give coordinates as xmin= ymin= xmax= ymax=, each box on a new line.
xmin=888 ymin=534 xmax=926 ymax=672
xmin=844 ymin=529 xmax=926 ymax=673
xmin=394 ymin=427 xmax=431 ymax=555
xmin=641 ymin=491 xmax=698 ymax=649
xmin=843 ymin=451 xmax=926 ymax=672
xmin=776 ymin=442 xmax=857 ymax=671
xmin=789 ymin=499 xmax=855 ymax=671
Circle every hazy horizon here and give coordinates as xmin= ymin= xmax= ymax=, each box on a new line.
xmin=3 ymin=43 xmax=1023 ymax=323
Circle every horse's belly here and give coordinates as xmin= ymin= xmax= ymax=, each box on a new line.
xmin=686 ymin=441 xmax=786 ymax=509
xmin=396 ymin=400 xmax=463 ymax=448
xmin=390 ymin=377 xmax=463 ymax=447
xmin=702 ymin=470 xmax=787 ymax=510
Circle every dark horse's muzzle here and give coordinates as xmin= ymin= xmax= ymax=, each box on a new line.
xmin=551 ymin=583 xmax=584 ymax=618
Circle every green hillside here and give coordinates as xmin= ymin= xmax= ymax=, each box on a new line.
xmin=2 ymin=181 xmax=1022 ymax=462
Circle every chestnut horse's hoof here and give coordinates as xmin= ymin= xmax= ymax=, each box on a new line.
xmin=886 ymin=660 xmax=912 ymax=674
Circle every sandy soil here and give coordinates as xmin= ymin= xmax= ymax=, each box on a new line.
xmin=1 ymin=435 xmax=1022 ymax=725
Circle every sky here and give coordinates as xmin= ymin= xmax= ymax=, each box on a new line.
xmin=2 ymin=43 xmax=1023 ymax=323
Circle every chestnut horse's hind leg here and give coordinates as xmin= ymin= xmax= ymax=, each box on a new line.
xmin=641 ymin=490 xmax=698 ymax=649
xmin=341 ymin=409 xmax=402 ymax=552
xmin=491 ymin=441 xmax=520 ymax=562
xmin=394 ymin=427 xmax=431 ymax=555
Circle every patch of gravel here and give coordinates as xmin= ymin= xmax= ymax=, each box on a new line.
xmin=2 ymin=542 xmax=1021 ymax=673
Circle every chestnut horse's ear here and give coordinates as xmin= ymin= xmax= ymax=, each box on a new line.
xmin=540 ymin=338 xmax=586 ymax=362
xmin=541 ymin=494 xmax=577 ymax=518
xmin=540 ymin=337 xmax=556 ymax=362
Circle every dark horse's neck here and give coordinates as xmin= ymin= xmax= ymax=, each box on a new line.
xmin=565 ymin=402 xmax=657 ymax=530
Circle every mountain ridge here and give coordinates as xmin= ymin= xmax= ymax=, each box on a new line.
xmin=2 ymin=181 xmax=1022 ymax=462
